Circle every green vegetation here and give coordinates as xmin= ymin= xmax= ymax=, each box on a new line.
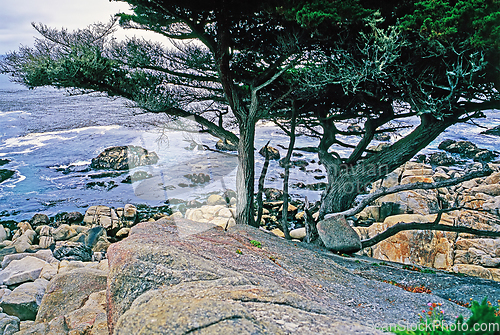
xmin=390 ymin=299 xmax=500 ymax=335
xmin=250 ymin=240 xmax=262 ymax=248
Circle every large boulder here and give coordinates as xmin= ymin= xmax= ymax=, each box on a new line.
xmin=106 ymin=218 xmax=471 ymax=334
xmin=365 ymin=214 xmax=456 ymax=270
xmin=317 ymin=215 xmax=362 ymax=253
xmin=52 ymin=224 xmax=78 ymax=241
xmin=264 ymin=188 xmax=283 ymax=201
xmin=83 ymin=205 xmax=119 ymax=228
xmin=15 ymin=290 xmax=108 ymax=334
xmin=90 ymin=145 xmax=159 ymax=170
xmin=36 ymin=268 xmax=107 ymax=323
xmin=0 ymin=278 xmax=48 ymax=321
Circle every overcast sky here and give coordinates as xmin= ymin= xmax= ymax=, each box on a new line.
xmin=0 ymin=0 xmax=161 ymax=55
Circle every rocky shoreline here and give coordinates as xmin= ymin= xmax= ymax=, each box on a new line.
xmin=0 ymin=139 xmax=498 ymax=333
xmin=0 ymin=217 xmax=496 ymax=334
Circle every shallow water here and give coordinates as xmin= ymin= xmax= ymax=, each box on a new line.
xmin=0 ymin=74 xmax=499 ymax=222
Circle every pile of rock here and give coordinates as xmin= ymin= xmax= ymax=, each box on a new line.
xmin=4 ymin=212 xmax=499 ymax=334
xmin=354 ymin=161 xmax=500 ymax=281
xmin=0 ymin=205 xmax=142 ymax=333
xmin=0 ymin=246 xmax=108 ymax=334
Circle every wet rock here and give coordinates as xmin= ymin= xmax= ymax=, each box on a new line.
xmin=292 ymin=182 xmax=327 ymax=191
xmin=0 ymin=256 xmax=47 ymax=286
xmin=36 ymin=268 xmax=107 ymax=324
xmin=438 ymin=139 xmax=497 ymax=162
xmin=0 ymin=278 xmax=48 ymax=321
xmin=85 ymin=180 xmax=117 ymax=191
xmin=52 ymin=242 xmax=93 ymax=262
xmin=215 ymin=139 xmax=237 ymax=151
xmin=61 ymin=212 xmax=84 ymax=225
xmin=374 ymin=133 xmax=391 ymax=141
xmin=183 ymin=173 xmax=210 ymax=184
xmin=437 ymin=139 xmax=455 ymax=150
xmin=121 ymin=171 xmax=153 ymax=184
xmin=29 ymin=214 xmax=49 ymax=229
xmin=317 ymin=215 xmax=362 ymax=253
xmin=0 ymin=170 xmax=15 ymax=184
xmin=259 ymin=145 xmax=280 ymax=160
xmin=279 ymin=159 xmax=308 ymax=168
xmin=481 ymin=125 xmax=500 ymax=136
xmin=368 ymin=143 xmax=390 ymax=152
xmin=347 ymin=125 xmax=362 ymax=134
xmin=0 ymin=159 xmax=10 ymax=167
xmin=474 ymin=150 xmax=497 ymax=162
xmin=264 ymin=188 xmax=283 ymax=201
xmin=91 ymin=145 xmax=159 ymax=170
xmin=427 ymin=152 xmax=458 ymax=166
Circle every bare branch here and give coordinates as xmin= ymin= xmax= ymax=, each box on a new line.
xmin=325 ymin=166 xmax=493 ymax=219
xmin=361 ymin=208 xmax=500 ymax=248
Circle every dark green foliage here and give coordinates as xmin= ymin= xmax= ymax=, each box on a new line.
xmin=400 ymin=0 xmax=500 ymax=49
xmin=0 ymin=0 xmax=499 ymax=228
xmin=278 ymin=0 xmax=373 ymax=30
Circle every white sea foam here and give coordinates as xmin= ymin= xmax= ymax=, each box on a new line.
xmin=0 ymin=170 xmax=25 ymax=188
xmin=0 ymin=110 xmax=32 ymax=116
xmin=50 ymin=160 xmax=92 ymax=170
xmin=0 ymin=125 xmax=121 ymax=150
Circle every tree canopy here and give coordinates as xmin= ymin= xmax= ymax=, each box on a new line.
xmin=1 ymin=0 xmax=499 ymax=238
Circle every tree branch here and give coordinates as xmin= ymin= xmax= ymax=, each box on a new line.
xmin=325 ymin=166 xmax=493 ymax=219
xmin=361 ymin=208 xmax=500 ymax=248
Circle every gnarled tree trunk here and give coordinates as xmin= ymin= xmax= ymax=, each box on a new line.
xmin=236 ymin=118 xmax=257 ymax=227
xmin=317 ymin=114 xmax=456 ymax=221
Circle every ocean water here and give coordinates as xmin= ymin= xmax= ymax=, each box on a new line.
xmin=0 ymin=74 xmax=499 ymax=222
